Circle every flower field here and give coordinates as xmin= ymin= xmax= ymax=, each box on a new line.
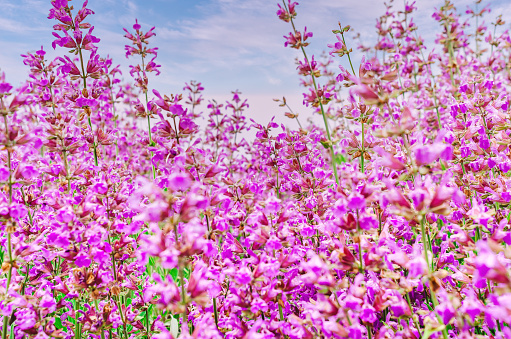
xmin=1 ymin=0 xmax=511 ymax=338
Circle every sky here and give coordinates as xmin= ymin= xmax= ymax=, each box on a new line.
xmin=1 ymin=0 xmax=510 ymax=128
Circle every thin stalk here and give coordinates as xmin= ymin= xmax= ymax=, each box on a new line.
xmin=107 ymin=232 xmax=128 ymax=339
xmin=356 ymin=209 xmax=364 ymax=273
xmin=420 ymin=218 xmax=431 ymax=271
xmin=283 ymin=99 xmax=303 ymax=129
xmin=62 ymin=150 xmax=71 ymax=192
xmin=275 ymin=162 xmax=280 ymax=199
xmin=420 ymin=217 xmax=449 ymax=339
xmin=206 ymin=214 xmax=220 ymax=330
xmin=20 ymin=265 xmax=30 ymax=296
xmin=2 ymin=114 xmax=13 ymax=339
xmin=146 ymin=306 xmax=150 ymax=339
xmin=1 ymin=235 xmax=12 ymax=339
xmin=490 ymin=23 xmax=497 ymax=56
xmin=4 ymin=116 xmax=12 ymax=204
xmin=427 ymin=230 xmax=434 ymax=271
xmin=174 ymin=225 xmax=190 ymax=334
xmin=360 ymin=119 xmax=365 ymax=173
xmin=110 ymin=82 xmax=119 ymax=158
xmin=43 ymin=75 xmax=58 ymax=160
xmin=140 ymin=55 xmax=152 ymax=144
xmin=145 ymin=102 xmax=155 ymax=179
xmin=76 ymin=38 xmax=99 ymax=166
xmin=77 ymin=45 xmax=87 ymax=90
xmin=213 ymin=298 xmax=219 ymax=329
xmin=339 ymin=32 xmax=357 ymax=76
xmin=114 ymin=298 xmax=128 ymax=339
xmin=146 ymin=110 xmax=152 ymax=145
xmin=284 ymin=0 xmax=339 ymax=186
xmin=172 ymin=117 xmax=180 ymax=145
xmin=141 ymin=55 xmax=156 ymax=179
xmin=75 ymin=300 xmax=81 ymax=339
xmin=178 ymin=266 xmax=190 ymax=334
xmin=20 ymin=188 xmax=33 ymax=226
xmin=405 ymin=292 xmax=423 ymax=338
xmin=94 ymin=299 xmax=106 ymax=339
xmin=88 ymin=116 xmax=99 ymax=166
xmin=475 ymin=226 xmax=482 ymax=242
xmin=339 ymin=28 xmax=366 ymax=173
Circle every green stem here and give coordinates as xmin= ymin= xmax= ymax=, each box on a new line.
xmin=339 ymin=31 xmax=356 ymax=76
xmin=172 ymin=117 xmax=180 ymax=145
xmin=87 ymin=116 xmax=98 ymax=166
xmin=75 ymin=300 xmax=81 ymax=339
xmin=20 ymin=187 xmax=33 ymax=226
xmin=339 ymin=28 xmax=367 ymax=174
xmin=140 ymin=55 xmax=156 ymax=179
xmin=420 ymin=217 xmax=448 ymax=339
xmin=213 ymin=297 xmax=219 ymax=329
xmin=76 ymin=33 xmax=101 ymax=167
xmin=113 ymin=296 xmax=128 ymax=339
xmin=77 ymin=44 xmax=87 ymax=90
xmin=107 ymin=233 xmax=128 ymax=339
xmin=144 ymin=101 xmax=155 ymax=178
xmin=405 ymin=292 xmax=423 ymax=338
xmin=146 ymin=305 xmax=150 ymax=339
xmin=146 ymin=100 xmax=152 ymax=145
xmin=174 ymin=226 xmax=190 ymax=335
xmin=62 ymin=150 xmax=71 ymax=192
xmin=475 ymin=222 xmax=482 ymax=242
xmin=275 ymin=162 xmax=280 ymax=199
xmin=284 ymin=0 xmax=339 ymax=186
xmin=94 ymin=299 xmax=106 ymax=339
xmin=427 ymin=230 xmax=434 ymax=271
xmin=360 ymin=120 xmax=365 ymax=173
xmin=1 ymin=236 xmax=12 ymax=339
xmin=110 ymin=83 xmax=119 ymax=158
xmin=356 ymin=209 xmax=364 ymax=273
xmin=178 ymin=266 xmax=190 ymax=334
xmin=2 ymin=115 xmax=13 ymax=339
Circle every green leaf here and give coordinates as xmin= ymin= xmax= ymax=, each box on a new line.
xmin=422 ymin=324 xmax=446 ymax=339
xmin=55 ymin=317 xmax=64 ymax=330
xmin=170 ymin=268 xmax=178 ymax=281
xmin=333 ymin=153 xmax=347 ymax=164
xmin=184 ymin=267 xmax=191 ymax=279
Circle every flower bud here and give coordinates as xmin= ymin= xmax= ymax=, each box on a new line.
xmin=110 ymin=284 xmax=121 ymax=296
xmin=1 ymin=262 xmax=10 ymax=272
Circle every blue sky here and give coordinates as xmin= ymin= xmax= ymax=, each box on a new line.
xmin=1 ymin=0 xmax=510 ymax=126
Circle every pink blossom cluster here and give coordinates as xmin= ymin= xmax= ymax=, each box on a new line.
xmin=0 ymin=0 xmax=510 ymax=338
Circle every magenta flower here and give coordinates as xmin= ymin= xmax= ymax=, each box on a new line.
xmin=276 ymin=1 xmax=298 ymax=22
xmin=348 ymin=193 xmax=366 ymax=210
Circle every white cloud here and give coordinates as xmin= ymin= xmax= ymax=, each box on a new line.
xmin=1 ymin=0 xmax=508 ymax=127
xmin=0 ymin=17 xmax=27 ymax=32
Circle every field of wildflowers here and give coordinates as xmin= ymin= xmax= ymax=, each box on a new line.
xmin=0 ymin=0 xmax=510 ymax=338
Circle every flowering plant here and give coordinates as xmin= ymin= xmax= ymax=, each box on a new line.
xmin=0 ymin=0 xmax=510 ymax=338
